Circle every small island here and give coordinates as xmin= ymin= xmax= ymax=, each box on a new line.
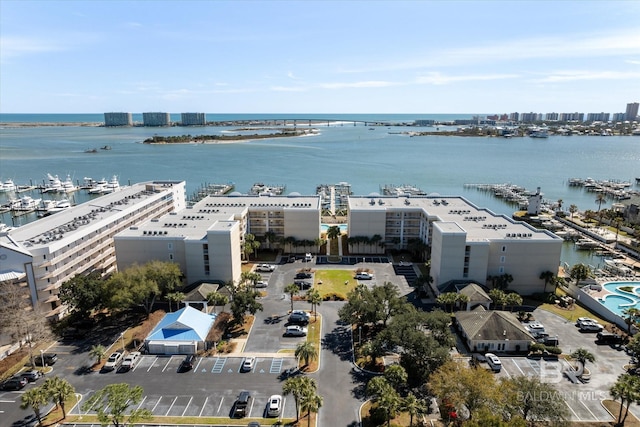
xmin=142 ymin=128 xmax=317 ymax=144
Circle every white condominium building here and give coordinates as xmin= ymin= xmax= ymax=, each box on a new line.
xmin=114 ymin=193 xmax=321 ymax=287
xmin=0 ymin=181 xmax=186 ymax=319
xmin=348 ymin=195 xmax=562 ymax=295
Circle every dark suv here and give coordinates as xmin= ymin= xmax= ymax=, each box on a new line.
xmin=34 ymin=353 xmax=58 ymax=366
xmin=288 ymin=312 xmax=310 ymax=325
xmin=596 ymin=331 xmax=623 ymax=344
xmin=233 ymin=391 xmax=251 ymax=418
xmin=179 ymin=355 xmax=196 ymax=372
xmin=295 ymin=272 xmax=312 ymax=279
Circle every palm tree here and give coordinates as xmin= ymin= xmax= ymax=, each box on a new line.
xmin=21 ymin=387 xmax=49 ymax=425
xmin=435 ymin=292 xmax=458 ymax=313
xmin=552 ymin=276 xmax=566 ymax=295
xmin=300 ymin=390 xmax=323 ymax=427
xmin=264 ymin=230 xmax=276 ymax=249
xmin=206 ymin=291 xmax=229 ymax=313
xmin=295 ymin=341 xmax=318 ymax=367
xmin=570 ymin=263 xmax=591 ymax=286
xmin=327 ymin=225 xmax=341 ymax=241
xmin=505 ymin=292 xmax=523 ymax=312
xmin=596 ymin=193 xmax=607 ymax=212
xmin=307 ymin=288 xmax=322 ymax=320
xmin=285 ymin=283 xmax=300 ymax=312
xmin=89 ymin=344 xmax=107 ymax=365
xmin=539 ymin=270 xmax=555 ymax=293
xmin=314 ymin=237 xmax=324 ymax=254
xmin=43 ymin=376 xmax=75 ymax=418
xmin=610 ymin=373 xmax=640 ymax=426
xmin=283 ymin=376 xmax=317 ymax=422
xmin=402 ymin=392 xmax=427 ymax=427
xmin=556 ymin=198 xmax=563 ymax=212
xmin=622 ymin=307 xmax=640 ymax=335
xmin=570 ymin=348 xmax=596 ymax=373
xmin=569 ymin=204 xmax=578 ymax=219
xmin=166 ymin=291 xmax=185 ymax=312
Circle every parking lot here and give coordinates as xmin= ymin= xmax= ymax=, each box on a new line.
xmin=67 ymin=355 xmax=298 ymax=420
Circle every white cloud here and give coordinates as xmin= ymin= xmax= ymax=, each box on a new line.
xmin=319 ymin=80 xmax=398 ymax=89
xmin=415 ymin=72 xmax=520 ymax=85
xmin=626 ymin=59 xmax=640 ymax=65
xmin=533 ymin=70 xmax=640 ymax=83
xmin=0 ymin=36 xmax=65 ymax=61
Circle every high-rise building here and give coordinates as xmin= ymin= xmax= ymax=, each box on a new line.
xmin=612 ymin=112 xmax=625 ymax=122
xmin=143 ymin=112 xmax=171 ymax=127
xmin=104 ymin=112 xmax=132 ymax=127
xmin=545 ymin=112 xmax=559 ymax=121
xmin=180 ymin=112 xmax=206 ymax=126
xmin=0 ymin=181 xmax=186 ymax=319
xmin=586 ymin=112 xmax=610 ymax=122
xmin=626 ymin=102 xmax=639 ymax=121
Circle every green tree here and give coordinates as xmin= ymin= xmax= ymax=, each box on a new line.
xmin=165 ymin=291 xmax=185 ymax=312
xmin=306 ymin=288 xmax=322 ymax=320
xmin=295 ymin=341 xmax=318 ymax=367
xmin=610 ymin=373 xmax=640 ymax=426
xmin=436 ymin=292 xmax=459 ymax=313
xmin=569 ymin=204 xmax=578 ymax=219
xmin=627 ymin=334 xmax=640 ymax=359
xmin=383 ymin=364 xmax=408 ymax=393
xmin=20 ymin=386 xmax=49 ymax=425
xmin=285 ymin=283 xmax=300 ymax=312
xmin=504 ymin=292 xmax=523 ymax=311
xmin=206 ymin=290 xmax=229 ymax=313
xmin=242 ymin=233 xmax=260 ymax=260
xmin=300 ymin=388 xmax=323 ymax=427
xmin=596 ymin=192 xmax=607 ymax=212
xmin=327 ymin=225 xmax=341 ymax=240
xmin=43 ymin=376 xmax=75 ymax=419
xmin=502 ymin=375 xmax=568 ymax=425
xmin=89 ymin=344 xmax=107 ymax=365
xmin=622 ymin=307 xmax=640 ymax=335
xmin=58 ymin=271 xmax=106 ymax=319
xmin=570 ymin=263 xmax=591 ymax=286
xmin=283 ymin=376 xmax=317 ymax=422
xmin=539 ymin=270 xmax=555 ymax=293
xmin=229 ymin=289 xmax=263 ymax=325
xmin=82 ymin=383 xmax=152 ymax=427
xmin=489 ymin=288 xmax=507 ymax=310
xmin=367 ymin=377 xmax=401 ymax=427
xmin=570 ymin=347 xmax=596 ymax=372
xmin=239 ymin=271 xmax=261 ymax=290
xmin=401 ymin=392 xmax=428 ymax=427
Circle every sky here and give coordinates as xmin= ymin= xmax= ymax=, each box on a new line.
xmin=1 ymin=0 xmax=639 ymax=114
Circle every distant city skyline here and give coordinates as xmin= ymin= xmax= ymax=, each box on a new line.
xmin=1 ymin=1 xmax=639 ymax=114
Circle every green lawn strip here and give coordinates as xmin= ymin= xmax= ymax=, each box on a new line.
xmin=314 ymin=270 xmax=356 ymax=299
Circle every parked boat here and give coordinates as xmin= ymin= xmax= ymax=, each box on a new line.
xmin=0 ymin=178 xmax=17 ymax=193
xmin=61 ymin=175 xmax=79 ymax=193
xmin=42 ymin=174 xmax=64 ymax=193
xmin=575 ymin=238 xmax=600 ymax=250
xmin=103 ymin=175 xmax=121 ymax=194
xmin=11 ymin=196 xmax=42 ymax=212
xmin=529 ymin=129 xmax=549 ymax=138
xmin=88 ymin=178 xmax=108 ymax=194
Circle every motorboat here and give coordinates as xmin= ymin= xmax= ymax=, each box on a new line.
xmin=603 ymin=259 xmax=632 ymax=276
xmin=103 ymin=175 xmax=120 ymax=193
xmin=575 ymin=238 xmax=600 ymax=250
xmin=61 ymin=175 xmax=79 ymax=193
xmin=42 ymin=174 xmax=64 ymax=193
xmin=88 ymin=178 xmax=108 ymax=194
xmin=11 ymin=195 xmax=41 ymax=212
xmin=0 ymin=178 xmax=17 ymax=193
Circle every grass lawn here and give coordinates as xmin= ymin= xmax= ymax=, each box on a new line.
xmin=314 ymin=269 xmax=357 ymax=300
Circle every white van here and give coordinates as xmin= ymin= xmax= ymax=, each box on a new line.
xmin=485 ymin=353 xmax=502 ymax=372
xmin=304 ymin=253 xmax=312 ymax=262
xmin=524 ymin=321 xmax=545 ymax=334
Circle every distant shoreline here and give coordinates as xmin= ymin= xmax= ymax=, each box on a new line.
xmin=143 ymin=128 xmax=319 ymax=144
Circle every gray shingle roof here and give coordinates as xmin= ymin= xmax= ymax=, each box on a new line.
xmin=456 ymin=310 xmax=534 ymax=341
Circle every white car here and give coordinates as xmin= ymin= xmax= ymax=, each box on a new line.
xmin=284 ymin=325 xmax=308 ymax=337
xmin=241 ymin=356 xmax=255 ymax=372
xmin=579 ymin=321 xmax=603 ymax=332
xmin=254 ymin=280 xmax=268 ymax=288
xmin=103 ymin=351 xmax=124 ymax=371
xmin=120 ymin=351 xmax=141 ymax=371
xmin=485 ymin=353 xmax=502 ymax=372
xmin=256 ymin=264 xmax=276 ymax=272
xmin=355 ymin=272 xmax=374 ymax=280
xmin=576 ymin=317 xmax=597 ymax=326
xmin=267 ymin=394 xmax=282 ymax=417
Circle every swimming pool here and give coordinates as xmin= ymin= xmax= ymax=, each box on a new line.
xmin=598 ymin=282 xmax=640 ymax=316
xmin=320 ymin=224 xmax=348 ymax=233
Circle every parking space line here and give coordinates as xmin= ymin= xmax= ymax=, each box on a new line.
xmin=211 ymin=357 xmax=226 ymax=373
xmin=578 ymin=399 xmax=598 ymax=421
xmin=193 ymin=357 xmax=203 ymax=373
xmin=136 ymin=395 xmax=147 ymax=410
xmin=199 ymin=397 xmax=208 ymax=417
xmin=528 ymin=359 xmax=540 ymax=375
xmin=151 ymin=396 xmax=163 ymax=413
xmin=216 ymin=397 xmax=224 ymax=415
xmin=162 ymin=356 xmax=174 ymax=372
xmin=511 ymin=359 xmax=525 ymax=375
xmin=165 ymin=396 xmax=178 ymax=416
xmin=181 ymin=396 xmax=193 ymax=416
xmin=270 ymin=358 xmax=284 ymax=373
xmin=146 ymin=356 xmax=159 ymax=372
xmin=564 ymin=399 xmax=581 ymax=420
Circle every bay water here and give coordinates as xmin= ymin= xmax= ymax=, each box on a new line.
xmin=1 ymin=113 xmax=639 ymax=268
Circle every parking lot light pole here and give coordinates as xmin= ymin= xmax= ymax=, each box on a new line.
xmin=40 ymin=349 xmax=44 ymax=368
xmin=120 ymin=332 xmax=125 ymax=352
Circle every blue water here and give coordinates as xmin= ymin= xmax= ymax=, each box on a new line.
xmin=321 ymin=224 xmax=348 ymax=233
xmin=0 ymin=114 xmax=638 ymax=269
xmin=599 ymin=282 xmax=640 ymax=315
